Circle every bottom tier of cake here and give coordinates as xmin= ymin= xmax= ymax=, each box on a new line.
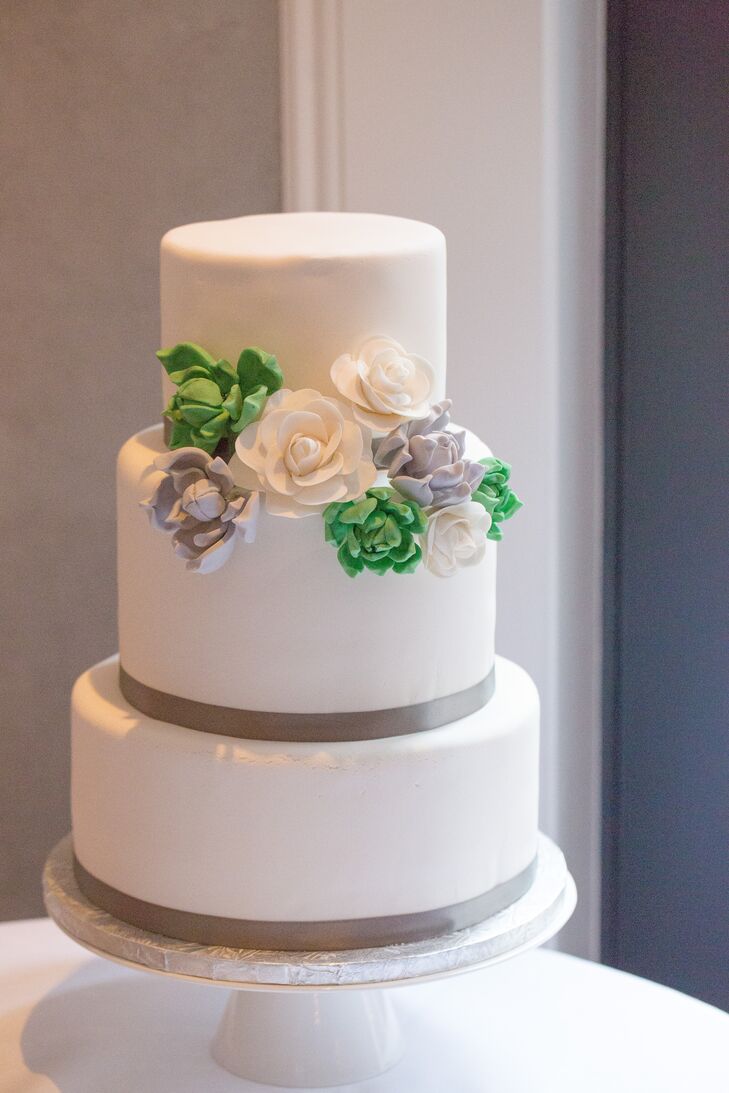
xmin=71 ymin=655 xmax=539 ymax=950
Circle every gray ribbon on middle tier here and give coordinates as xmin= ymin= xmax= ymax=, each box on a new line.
xmin=118 ymin=664 xmax=496 ymax=743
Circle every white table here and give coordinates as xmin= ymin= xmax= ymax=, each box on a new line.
xmin=1 ymin=918 xmax=727 ymax=1092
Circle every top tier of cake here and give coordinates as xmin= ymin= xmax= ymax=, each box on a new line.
xmin=160 ymin=212 xmax=447 ymax=406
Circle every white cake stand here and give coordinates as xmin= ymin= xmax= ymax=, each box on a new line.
xmin=43 ymin=833 xmax=575 ymax=1089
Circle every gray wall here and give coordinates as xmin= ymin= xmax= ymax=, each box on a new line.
xmin=0 ymin=1 xmax=281 ymax=919
xmin=602 ymin=0 xmax=729 ymax=1009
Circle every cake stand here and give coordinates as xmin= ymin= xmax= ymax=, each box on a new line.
xmin=43 ymin=833 xmax=575 ymax=1089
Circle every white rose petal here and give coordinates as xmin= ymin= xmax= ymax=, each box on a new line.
xmin=422 ymin=500 xmax=492 ymax=578
xmin=330 ymin=336 xmax=435 ymax=433
xmin=235 ymin=388 xmax=377 ymax=519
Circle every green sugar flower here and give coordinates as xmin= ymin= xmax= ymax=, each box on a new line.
xmin=471 ymin=457 xmax=523 ymax=541
xmin=159 ymin=342 xmax=283 ymax=455
xmin=324 ymin=487 xmax=427 ymax=578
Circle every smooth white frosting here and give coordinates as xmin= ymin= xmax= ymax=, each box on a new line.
xmin=72 ymin=655 xmax=539 ymax=922
xmin=68 ymin=211 xmax=538 ymax=943
xmin=160 ymin=212 xmax=446 ymax=406
xmin=118 ymin=425 xmax=496 ymax=713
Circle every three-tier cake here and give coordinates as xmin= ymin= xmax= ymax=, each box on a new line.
xmin=70 ymin=212 xmax=539 ymax=950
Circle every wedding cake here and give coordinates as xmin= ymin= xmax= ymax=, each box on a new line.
xmin=70 ymin=212 xmax=539 ymax=950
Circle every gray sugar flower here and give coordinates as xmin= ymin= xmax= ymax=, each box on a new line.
xmin=141 ymin=447 xmax=259 ymax=573
xmin=372 ymin=399 xmax=485 ymax=511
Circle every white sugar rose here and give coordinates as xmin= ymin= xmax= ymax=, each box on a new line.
xmin=235 ymin=388 xmax=377 ymax=517
xmin=422 ymin=500 xmax=492 ymax=578
xmin=330 ymin=336 xmax=435 ymax=433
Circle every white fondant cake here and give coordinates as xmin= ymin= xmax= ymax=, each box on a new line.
xmin=118 ymin=424 xmax=496 ymax=713
xmin=69 ymin=211 xmax=538 ymax=950
xmin=160 ymin=212 xmax=446 ymax=406
xmin=72 ymin=656 xmax=538 ymax=925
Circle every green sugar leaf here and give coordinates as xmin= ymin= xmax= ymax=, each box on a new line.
xmin=339 ymin=495 xmax=378 ymax=526
xmin=177 ymin=376 xmax=224 ymax=408
xmin=338 ymin=543 xmax=364 ymax=577
xmin=236 ymin=347 xmax=284 ymax=396
xmin=472 ymin=455 xmax=522 ymax=540
xmin=156 ymin=341 xmax=286 ymax=455
xmin=157 ymin=342 xmax=217 ymax=378
xmin=323 ymin=487 xmax=426 ymax=578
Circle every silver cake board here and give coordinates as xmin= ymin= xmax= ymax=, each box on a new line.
xmin=43 ymin=833 xmax=576 ymax=1088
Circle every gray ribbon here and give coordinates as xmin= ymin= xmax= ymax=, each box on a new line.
xmin=119 ymin=665 xmax=496 ymax=743
xmin=73 ymin=854 xmax=536 ymax=951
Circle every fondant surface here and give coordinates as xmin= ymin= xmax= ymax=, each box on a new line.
xmin=69 ymin=210 xmax=536 ymax=953
xmin=118 ymin=425 xmax=496 ymax=714
xmin=160 ymin=212 xmax=446 ymax=406
xmin=72 ymin=656 xmax=539 ymax=924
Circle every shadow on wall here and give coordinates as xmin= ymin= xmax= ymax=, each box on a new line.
xmin=18 ymin=960 xmax=236 ymax=1092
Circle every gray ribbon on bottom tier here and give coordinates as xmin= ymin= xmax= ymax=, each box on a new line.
xmin=118 ymin=664 xmax=496 ymax=743
xmin=73 ymin=854 xmax=537 ymax=952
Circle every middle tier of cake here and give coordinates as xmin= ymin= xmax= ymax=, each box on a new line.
xmin=71 ymin=655 xmax=539 ymax=950
xmin=118 ymin=424 xmax=497 ymax=717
